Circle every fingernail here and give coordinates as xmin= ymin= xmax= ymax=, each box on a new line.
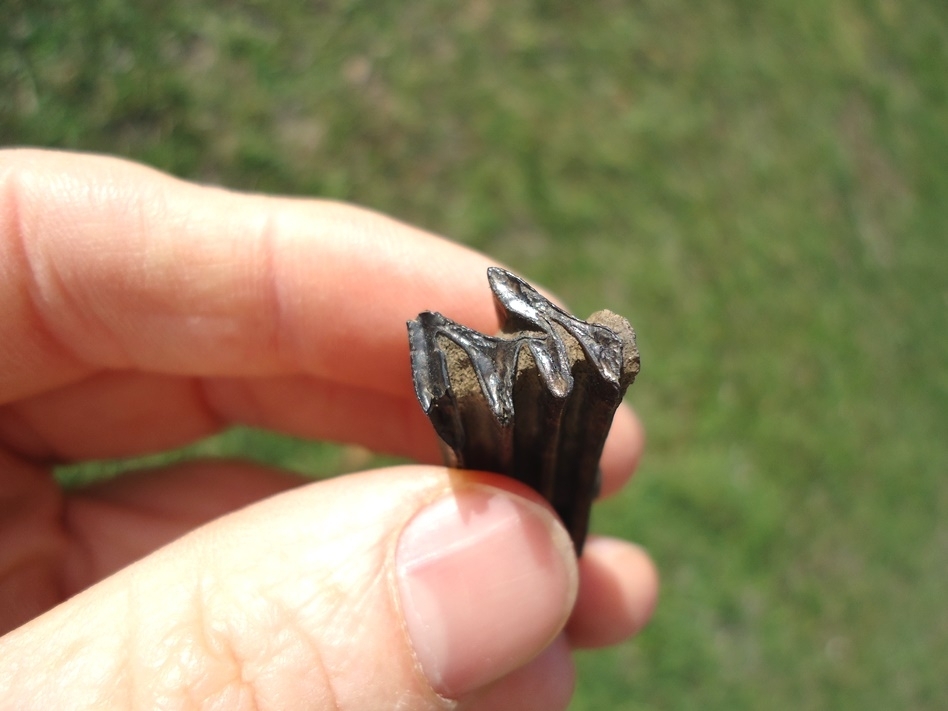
xmin=395 ymin=486 xmax=577 ymax=698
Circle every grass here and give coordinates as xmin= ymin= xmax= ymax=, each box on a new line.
xmin=3 ymin=0 xmax=947 ymax=707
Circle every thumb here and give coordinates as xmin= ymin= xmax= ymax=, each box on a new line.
xmin=0 ymin=465 xmax=579 ymax=710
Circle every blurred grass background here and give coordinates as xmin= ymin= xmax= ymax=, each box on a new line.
xmin=2 ymin=0 xmax=946 ymax=708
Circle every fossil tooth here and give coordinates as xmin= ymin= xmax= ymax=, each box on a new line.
xmin=407 ymin=267 xmax=640 ymax=554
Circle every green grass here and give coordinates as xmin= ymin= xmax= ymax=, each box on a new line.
xmin=3 ymin=0 xmax=947 ymax=708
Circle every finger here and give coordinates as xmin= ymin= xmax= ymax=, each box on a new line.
xmin=0 ymin=449 xmax=64 ymax=634
xmin=0 ymin=371 xmax=222 ymax=462
xmin=0 ymin=372 xmax=641 ymax=500
xmin=1 ymin=148 xmax=643 ymax=488
xmin=1 ymin=149 xmax=501 ymax=404
xmin=0 ymin=466 xmax=580 ymax=708
xmin=62 ymin=460 xmax=306 ymax=592
xmin=598 ymin=403 xmax=645 ymax=497
xmin=0 ymin=370 xmax=440 ymax=465
xmin=565 ymin=537 xmax=659 ymax=648
xmin=459 ymin=634 xmax=575 ymax=711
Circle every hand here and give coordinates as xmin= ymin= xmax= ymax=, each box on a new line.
xmin=0 ymin=149 xmax=658 ymax=710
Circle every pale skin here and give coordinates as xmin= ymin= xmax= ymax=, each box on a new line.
xmin=0 ymin=149 xmax=658 ymax=710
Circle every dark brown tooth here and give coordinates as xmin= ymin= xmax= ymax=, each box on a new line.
xmin=407 ymin=267 xmax=639 ymax=555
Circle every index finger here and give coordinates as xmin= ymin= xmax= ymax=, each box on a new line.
xmin=0 ymin=149 xmax=643 ymax=493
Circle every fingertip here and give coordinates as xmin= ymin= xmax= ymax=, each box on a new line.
xmin=459 ymin=634 xmax=575 ymax=711
xmin=566 ymin=537 xmax=659 ymax=648
xmin=598 ymin=404 xmax=645 ymax=497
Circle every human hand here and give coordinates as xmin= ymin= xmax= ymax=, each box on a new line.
xmin=0 ymin=149 xmax=658 ymax=710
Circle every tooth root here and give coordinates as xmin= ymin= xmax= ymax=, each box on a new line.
xmin=408 ymin=268 xmax=639 ymax=555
